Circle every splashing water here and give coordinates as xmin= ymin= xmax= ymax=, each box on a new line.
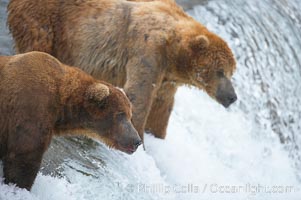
xmin=189 ymin=0 xmax=301 ymax=176
xmin=1 ymin=0 xmax=301 ymax=199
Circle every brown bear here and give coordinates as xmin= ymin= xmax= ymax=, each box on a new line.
xmin=7 ymin=0 xmax=237 ymax=142
xmin=0 ymin=51 xmax=141 ymax=190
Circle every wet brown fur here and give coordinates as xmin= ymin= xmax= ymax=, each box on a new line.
xmin=0 ymin=51 xmax=138 ymax=190
xmin=7 ymin=0 xmax=236 ymax=140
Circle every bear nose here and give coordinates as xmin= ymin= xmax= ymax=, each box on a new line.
xmin=134 ymin=139 xmax=142 ymax=149
xmin=228 ymin=94 xmax=237 ymax=105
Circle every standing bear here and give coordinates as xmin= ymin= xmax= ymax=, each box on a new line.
xmin=7 ymin=0 xmax=237 ymax=141
xmin=0 ymin=51 xmax=141 ymax=190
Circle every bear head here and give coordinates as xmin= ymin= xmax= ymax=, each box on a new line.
xmin=175 ymin=32 xmax=237 ymax=108
xmin=82 ymin=82 xmax=142 ymax=154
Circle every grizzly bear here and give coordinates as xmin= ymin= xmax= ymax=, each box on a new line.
xmin=7 ymin=0 xmax=237 ymax=142
xmin=0 ymin=51 xmax=141 ymax=190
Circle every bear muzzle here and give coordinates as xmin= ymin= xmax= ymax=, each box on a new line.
xmin=215 ymin=76 xmax=237 ymax=108
xmin=116 ymin=120 xmax=142 ymax=154
xmin=118 ymin=138 xmax=142 ymax=154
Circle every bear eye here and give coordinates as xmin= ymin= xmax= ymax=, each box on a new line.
xmin=116 ymin=112 xmax=126 ymax=121
xmin=216 ymin=70 xmax=224 ymax=77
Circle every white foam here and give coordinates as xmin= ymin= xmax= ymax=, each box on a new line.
xmin=1 ymin=88 xmax=300 ymax=200
xmin=1 ymin=0 xmax=301 ymax=199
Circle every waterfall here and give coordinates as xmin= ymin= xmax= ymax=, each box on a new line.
xmin=0 ymin=0 xmax=300 ymax=199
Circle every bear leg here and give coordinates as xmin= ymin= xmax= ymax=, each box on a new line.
xmin=3 ymin=122 xmax=52 ymax=190
xmin=124 ymin=56 xmax=165 ymax=142
xmin=145 ymin=81 xmax=177 ymax=139
xmin=3 ymin=149 xmax=45 ymax=190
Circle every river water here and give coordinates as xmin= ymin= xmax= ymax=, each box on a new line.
xmin=190 ymin=0 xmax=301 ymax=174
xmin=0 ymin=0 xmax=301 ymax=199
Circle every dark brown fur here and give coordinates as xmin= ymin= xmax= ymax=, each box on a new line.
xmin=7 ymin=0 xmax=237 ymax=141
xmin=0 ymin=51 xmax=141 ymax=190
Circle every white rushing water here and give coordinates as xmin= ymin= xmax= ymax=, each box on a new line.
xmin=1 ymin=0 xmax=301 ymax=199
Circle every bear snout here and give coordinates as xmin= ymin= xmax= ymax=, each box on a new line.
xmin=121 ymin=134 xmax=142 ymax=154
xmin=116 ymin=120 xmax=142 ymax=154
xmin=216 ymin=77 xmax=237 ymax=108
xmin=118 ymin=137 xmax=142 ymax=154
xmin=217 ymin=92 xmax=237 ymax=108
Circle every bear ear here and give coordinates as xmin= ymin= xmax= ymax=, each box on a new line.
xmin=86 ymin=83 xmax=110 ymax=102
xmin=189 ymin=35 xmax=210 ymax=52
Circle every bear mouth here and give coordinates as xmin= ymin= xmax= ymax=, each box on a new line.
xmin=117 ymin=144 xmax=137 ymax=154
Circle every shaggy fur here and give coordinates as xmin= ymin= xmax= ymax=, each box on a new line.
xmin=0 ymin=51 xmax=141 ymax=190
xmin=7 ymin=0 xmax=237 ymax=141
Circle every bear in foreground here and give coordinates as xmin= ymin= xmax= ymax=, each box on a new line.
xmin=0 ymin=51 xmax=141 ymax=190
xmin=8 ymin=0 xmax=237 ymax=142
